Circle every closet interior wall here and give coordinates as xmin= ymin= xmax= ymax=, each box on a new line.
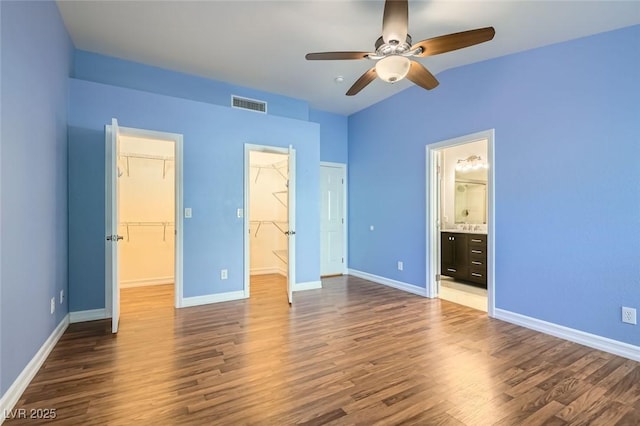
xmin=249 ymin=151 xmax=288 ymax=276
xmin=119 ymin=136 xmax=175 ymax=287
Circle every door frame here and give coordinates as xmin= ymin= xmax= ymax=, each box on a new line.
xmin=243 ymin=143 xmax=296 ymax=298
xmin=105 ymin=124 xmax=184 ymax=317
xmin=320 ymin=161 xmax=348 ymax=275
xmin=425 ymin=129 xmax=495 ymax=317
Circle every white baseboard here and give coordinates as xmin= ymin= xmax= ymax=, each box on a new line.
xmin=181 ymin=290 xmax=247 ymax=308
xmin=69 ymin=309 xmax=107 ymax=323
xmin=494 ymin=308 xmax=640 ymax=362
xmin=120 ymin=276 xmax=173 ymax=288
xmin=0 ymin=315 xmax=69 ymax=423
xmin=250 ymin=267 xmax=286 ymax=276
xmin=348 ymin=269 xmax=428 ymax=297
xmin=294 ymin=280 xmax=322 ymax=291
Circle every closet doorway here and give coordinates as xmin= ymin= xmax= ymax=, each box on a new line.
xmin=426 ymin=130 xmax=495 ymax=316
xmin=244 ymin=144 xmax=296 ymax=304
xmin=105 ymin=120 xmax=183 ymax=333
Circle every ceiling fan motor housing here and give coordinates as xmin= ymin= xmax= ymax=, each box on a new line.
xmin=374 ymin=35 xmax=413 ymax=57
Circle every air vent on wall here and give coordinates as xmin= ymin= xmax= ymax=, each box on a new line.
xmin=231 ymin=95 xmax=267 ymax=114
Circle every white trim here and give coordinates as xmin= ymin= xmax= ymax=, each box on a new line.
xmin=294 ymin=281 xmax=322 ymax=291
xmin=120 ymin=276 xmax=174 ymax=288
xmin=69 ymin=309 xmax=108 ymax=323
xmin=425 ymin=129 xmax=496 ymax=317
xmin=495 ymin=308 xmax=640 ymax=362
xmin=0 ymin=315 xmax=69 ymax=422
xmin=250 ymin=267 xmax=287 ymax=276
xmin=348 ymin=269 xmax=428 ymax=297
xmin=105 ymin=125 xmax=184 ymax=311
xmin=320 ymin=161 xmax=348 ymax=275
xmin=181 ymin=291 xmax=247 ymax=308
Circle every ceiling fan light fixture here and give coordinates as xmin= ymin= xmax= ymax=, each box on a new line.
xmin=375 ymin=55 xmax=410 ymax=83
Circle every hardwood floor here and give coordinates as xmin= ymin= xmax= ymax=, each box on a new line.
xmin=6 ymin=275 xmax=640 ymax=425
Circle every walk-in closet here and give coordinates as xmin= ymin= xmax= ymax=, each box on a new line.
xmin=249 ymin=151 xmax=289 ymax=292
xmin=118 ymin=135 xmax=176 ymax=306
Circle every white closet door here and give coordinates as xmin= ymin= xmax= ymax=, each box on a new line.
xmin=106 ymin=118 xmax=122 ymax=333
xmin=287 ymin=146 xmax=296 ymax=304
xmin=320 ymin=165 xmax=346 ymax=276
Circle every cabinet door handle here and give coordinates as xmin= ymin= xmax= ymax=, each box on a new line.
xmin=471 ymin=249 xmax=482 ymax=254
xmin=471 ymin=273 xmax=483 ymax=277
xmin=471 ymin=239 xmax=482 ymax=243
xmin=472 ymin=261 xmax=482 ymax=265
xmin=447 ymin=268 xmax=457 ymax=272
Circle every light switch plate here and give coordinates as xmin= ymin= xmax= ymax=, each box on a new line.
xmin=185 ymin=207 xmax=192 ymax=218
xmin=237 ymin=208 xmax=243 ymax=218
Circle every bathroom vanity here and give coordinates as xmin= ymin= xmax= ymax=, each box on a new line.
xmin=441 ymin=231 xmax=487 ymax=288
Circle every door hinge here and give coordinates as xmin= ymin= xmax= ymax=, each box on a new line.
xmin=435 ymin=274 xmax=441 ymax=281
xmin=342 ymin=257 xmax=344 ymax=263
xmin=341 ymin=218 xmax=344 ymax=224
xmin=341 ymin=178 xmax=344 ymax=184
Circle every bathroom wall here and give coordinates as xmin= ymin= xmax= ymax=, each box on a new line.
xmin=441 ymin=140 xmax=488 ymax=229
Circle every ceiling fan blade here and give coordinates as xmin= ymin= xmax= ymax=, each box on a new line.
xmin=412 ymin=27 xmax=496 ymax=57
xmin=305 ymin=52 xmax=371 ymax=61
xmin=382 ymin=0 xmax=408 ymax=44
xmin=346 ymin=68 xmax=377 ymax=96
xmin=406 ymin=61 xmax=439 ymax=91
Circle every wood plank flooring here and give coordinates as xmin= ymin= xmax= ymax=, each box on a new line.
xmin=5 ymin=274 xmax=640 ymax=425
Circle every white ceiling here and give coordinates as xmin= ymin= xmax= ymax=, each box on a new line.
xmin=57 ymin=1 xmax=640 ymax=116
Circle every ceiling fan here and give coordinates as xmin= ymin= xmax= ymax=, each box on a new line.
xmin=305 ymin=0 xmax=495 ymax=96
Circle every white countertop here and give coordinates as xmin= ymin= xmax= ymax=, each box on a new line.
xmin=441 ymin=229 xmax=487 ymax=235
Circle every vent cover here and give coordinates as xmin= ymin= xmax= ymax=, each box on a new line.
xmin=231 ymin=95 xmax=267 ymax=113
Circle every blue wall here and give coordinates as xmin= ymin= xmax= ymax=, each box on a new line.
xmin=309 ymin=109 xmax=348 ymax=164
xmin=74 ymin=50 xmax=310 ymax=121
xmin=348 ymin=25 xmax=640 ymax=346
xmin=68 ymin=79 xmax=320 ymax=311
xmin=0 ymin=1 xmax=72 ymax=395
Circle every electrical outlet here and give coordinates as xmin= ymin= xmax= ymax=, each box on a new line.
xmin=59 ymin=290 xmax=64 ymax=304
xmin=622 ymin=307 xmax=637 ymax=325
xmin=397 ymin=261 xmax=403 ymax=271
xmin=221 ymin=269 xmax=228 ymax=280
xmin=50 ymin=297 xmax=55 ymax=314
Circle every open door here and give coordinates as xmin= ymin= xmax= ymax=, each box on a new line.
xmin=286 ymin=145 xmax=296 ymax=304
xmin=106 ymin=118 xmax=122 ymax=333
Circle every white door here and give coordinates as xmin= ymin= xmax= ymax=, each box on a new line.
xmin=106 ymin=118 xmax=122 ymax=333
xmin=320 ymin=165 xmax=345 ymax=276
xmin=286 ymin=146 xmax=296 ymax=304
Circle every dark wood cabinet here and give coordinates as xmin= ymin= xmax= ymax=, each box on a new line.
xmin=441 ymin=232 xmax=487 ymax=288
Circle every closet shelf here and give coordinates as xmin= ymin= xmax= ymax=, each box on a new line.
xmin=252 ymin=160 xmax=288 ymax=183
xmin=119 ymin=221 xmax=174 ymax=242
xmin=119 ymin=152 xmax=175 ymax=179
xmin=249 ymin=220 xmax=288 ymax=237
xmin=272 ymin=250 xmax=288 ymax=264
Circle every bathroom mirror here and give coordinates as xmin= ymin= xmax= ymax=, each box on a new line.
xmin=454 ymin=170 xmax=487 ymax=224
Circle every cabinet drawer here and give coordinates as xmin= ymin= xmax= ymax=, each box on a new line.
xmin=468 ymin=234 xmax=486 ymax=246
xmin=469 ymin=247 xmax=485 ymax=256
xmin=469 ymin=267 xmax=487 ymax=285
xmin=470 ymin=258 xmax=485 ymax=268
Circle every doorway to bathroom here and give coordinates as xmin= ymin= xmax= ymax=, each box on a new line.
xmin=426 ymin=130 xmax=495 ymax=315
